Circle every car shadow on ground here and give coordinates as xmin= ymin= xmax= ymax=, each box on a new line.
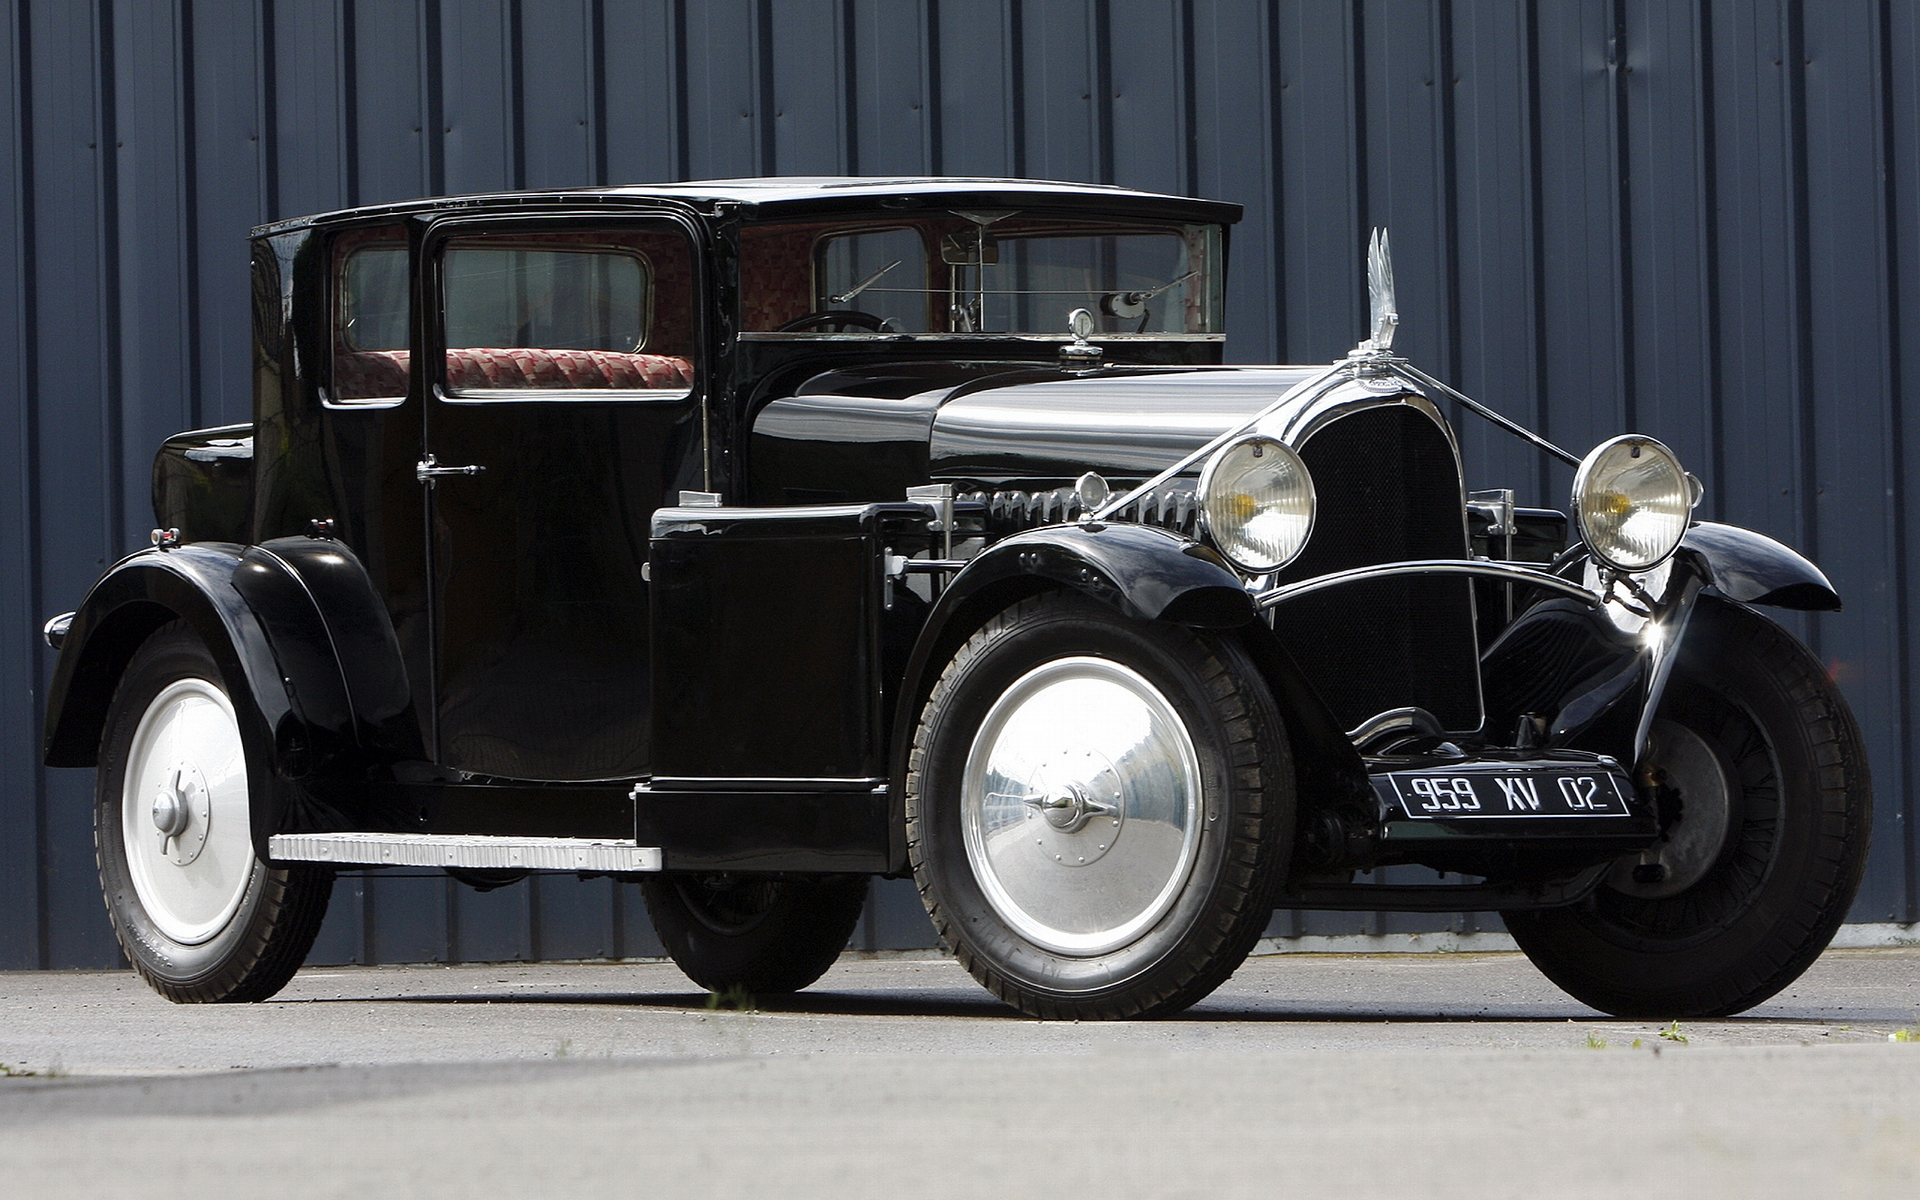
xmin=284 ymin=988 xmax=1616 ymax=1023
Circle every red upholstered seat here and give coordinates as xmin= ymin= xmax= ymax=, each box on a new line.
xmin=333 ymin=349 xmax=410 ymax=400
xmin=332 ymin=348 xmax=694 ymax=400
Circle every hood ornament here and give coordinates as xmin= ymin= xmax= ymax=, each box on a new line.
xmin=1354 ymin=227 xmax=1398 ymax=355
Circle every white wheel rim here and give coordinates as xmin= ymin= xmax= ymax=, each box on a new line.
xmin=961 ymin=657 xmax=1204 ymax=956
xmin=121 ymin=678 xmax=256 ymax=945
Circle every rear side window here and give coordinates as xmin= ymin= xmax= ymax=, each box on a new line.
xmin=437 ymin=226 xmax=697 ymax=400
xmin=329 ymin=226 xmax=411 ymax=405
xmin=444 ymin=247 xmax=647 ymax=351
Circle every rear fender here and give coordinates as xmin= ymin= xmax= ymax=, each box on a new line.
xmin=43 ymin=538 xmax=421 ymax=856
xmin=237 ymin=537 xmax=422 ymax=760
xmin=43 ymin=545 xmax=309 ymax=855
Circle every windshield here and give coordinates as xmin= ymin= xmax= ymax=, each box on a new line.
xmin=739 ymin=213 xmax=1222 ymax=337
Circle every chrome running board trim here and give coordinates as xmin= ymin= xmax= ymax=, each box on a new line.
xmin=268 ymin=832 xmax=662 ymax=872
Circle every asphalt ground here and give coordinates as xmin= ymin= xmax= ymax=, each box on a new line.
xmin=2 ymin=948 xmax=1917 ymax=1198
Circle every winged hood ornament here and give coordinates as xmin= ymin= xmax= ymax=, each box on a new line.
xmin=1357 ymin=227 xmax=1398 ymax=353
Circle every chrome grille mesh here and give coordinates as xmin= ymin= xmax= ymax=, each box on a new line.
xmin=1267 ymin=406 xmax=1482 ymax=732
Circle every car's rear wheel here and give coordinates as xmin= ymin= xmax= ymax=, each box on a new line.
xmin=1503 ymin=598 xmax=1872 ymax=1017
xmin=906 ymin=592 xmax=1291 ymax=1019
xmin=95 ymin=621 xmax=333 ymax=1003
xmin=641 ymin=874 xmax=870 ymax=994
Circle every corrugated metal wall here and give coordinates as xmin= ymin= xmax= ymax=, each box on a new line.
xmin=4 ymin=0 xmax=1915 ymax=970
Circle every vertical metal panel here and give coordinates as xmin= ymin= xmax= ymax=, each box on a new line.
xmin=1801 ymin=2 xmax=1903 ymax=921
xmin=272 ymin=0 xmax=350 ymax=216
xmin=680 ymin=0 xmax=761 ymax=178
xmin=1888 ymin=0 xmax=1920 ymax=926
xmin=1108 ymin=0 xmax=1188 ymax=196
xmin=855 ymin=876 xmax=935 ymax=951
xmin=1361 ymin=0 xmax=1451 ymax=386
xmin=31 ymin=0 xmax=124 ymax=968
xmin=350 ymin=0 xmax=429 ymax=205
xmin=1623 ymin=0 xmax=1715 ymax=486
xmin=189 ymin=0 xmax=266 ymax=430
xmin=1449 ymin=2 xmax=1545 ymax=503
xmin=113 ymin=0 xmax=191 ymax=542
xmin=767 ymin=0 xmax=847 ymax=175
xmin=931 ymin=0 xmax=1015 ymax=175
xmin=519 ymin=0 xmax=596 ymax=189
xmin=1020 ymin=0 xmax=1099 ymax=182
xmin=601 ymin=0 xmax=680 ymax=183
xmin=365 ymin=874 xmax=450 ymax=965
xmin=7 ymin=2 xmax=1920 ymax=972
xmin=1710 ymin=3 xmax=1807 ymax=555
xmin=533 ymin=874 xmax=613 ymax=960
xmin=850 ymin=0 xmax=931 ymax=176
xmin=1274 ymin=0 xmax=1362 ymax=364
xmin=1191 ymin=0 xmax=1278 ymax=362
xmin=453 ymin=877 xmax=531 ymax=963
xmin=440 ymin=0 xmax=517 ymax=194
xmin=0 ymin=0 xmax=42 ymax=969
xmin=1531 ymin=2 xmax=1625 ymax=474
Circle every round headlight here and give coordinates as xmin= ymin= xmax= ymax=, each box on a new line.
xmin=1198 ymin=436 xmax=1315 ymax=573
xmin=1573 ymin=435 xmax=1693 ymax=573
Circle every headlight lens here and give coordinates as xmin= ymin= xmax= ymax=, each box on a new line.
xmin=1573 ymin=435 xmax=1693 ymax=572
xmin=1198 ymin=436 xmax=1315 ymax=572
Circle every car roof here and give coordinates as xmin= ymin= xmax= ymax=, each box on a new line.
xmin=252 ymin=177 xmax=1243 ymax=237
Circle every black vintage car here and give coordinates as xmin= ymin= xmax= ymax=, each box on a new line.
xmin=43 ymin=178 xmax=1869 ymax=1019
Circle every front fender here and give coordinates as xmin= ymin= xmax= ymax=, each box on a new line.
xmin=938 ymin=523 xmax=1258 ymax=629
xmin=1682 ymin=522 xmax=1841 ymax=611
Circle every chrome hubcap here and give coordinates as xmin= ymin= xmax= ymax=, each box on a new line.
xmin=962 ymin=657 xmax=1203 ymax=956
xmin=151 ymin=762 xmax=212 ymax=865
xmin=121 ymin=679 xmax=254 ymax=945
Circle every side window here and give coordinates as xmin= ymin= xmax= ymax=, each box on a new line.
xmin=330 ymin=226 xmax=411 ymax=404
xmin=438 ymin=226 xmax=696 ymax=398
xmin=816 ymin=227 xmax=929 ymax=332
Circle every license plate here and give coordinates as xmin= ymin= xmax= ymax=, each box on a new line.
xmin=1373 ymin=764 xmax=1634 ymax=820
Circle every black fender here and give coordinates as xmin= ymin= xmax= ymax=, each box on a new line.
xmin=882 ymin=522 xmax=1257 ymax=871
xmin=42 ymin=537 xmax=420 ymax=856
xmin=236 ymin=537 xmax=421 ymax=760
xmin=1682 ymin=521 xmax=1841 ymax=611
xmin=43 ymin=544 xmax=314 ymax=857
xmin=937 ymin=523 xmax=1259 ymax=630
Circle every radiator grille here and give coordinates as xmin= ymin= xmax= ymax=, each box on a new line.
xmin=1268 ymin=405 xmax=1482 ymax=732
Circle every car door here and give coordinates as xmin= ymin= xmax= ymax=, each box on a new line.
xmin=419 ymin=214 xmax=707 ymax=781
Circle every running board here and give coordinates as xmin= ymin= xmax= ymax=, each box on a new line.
xmin=268 ymin=832 xmax=662 ymax=872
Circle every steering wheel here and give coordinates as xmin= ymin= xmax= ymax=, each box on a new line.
xmin=774 ymin=310 xmax=889 ymax=333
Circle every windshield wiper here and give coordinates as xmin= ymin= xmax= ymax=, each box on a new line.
xmin=832 ymin=260 xmax=902 ymax=305
xmin=1101 ymin=270 xmax=1198 ymax=319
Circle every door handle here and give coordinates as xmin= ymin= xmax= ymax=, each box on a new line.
xmin=415 ymin=455 xmax=486 ymax=486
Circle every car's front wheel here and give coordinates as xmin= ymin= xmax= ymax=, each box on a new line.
xmin=1504 ymin=598 xmax=1872 ymax=1017
xmin=906 ymin=592 xmax=1291 ymax=1019
xmin=95 ymin=621 xmax=334 ymax=1003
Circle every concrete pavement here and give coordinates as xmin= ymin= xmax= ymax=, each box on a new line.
xmin=2 ymin=949 xmax=1916 ymax=1197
